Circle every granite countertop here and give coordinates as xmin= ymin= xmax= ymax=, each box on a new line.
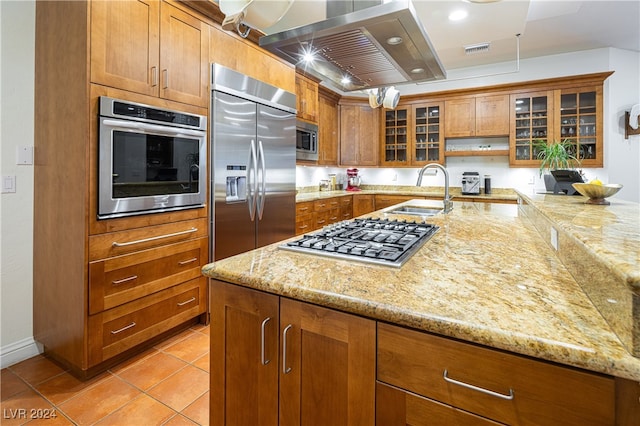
xmin=295 ymin=185 xmax=519 ymax=203
xmin=203 ymin=195 xmax=640 ymax=381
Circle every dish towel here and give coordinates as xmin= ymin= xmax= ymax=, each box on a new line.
xmin=630 ymin=103 xmax=640 ymax=129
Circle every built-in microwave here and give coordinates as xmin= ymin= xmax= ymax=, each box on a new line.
xmin=98 ymin=97 xmax=207 ymax=219
xmin=296 ymin=120 xmax=318 ymax=161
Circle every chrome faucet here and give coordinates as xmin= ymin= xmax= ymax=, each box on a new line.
xmin=416 ymin=163 xmax=453 ymax=213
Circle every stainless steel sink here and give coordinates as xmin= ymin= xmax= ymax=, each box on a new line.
xmin=387 ymin=206 xmax=444 ymax=217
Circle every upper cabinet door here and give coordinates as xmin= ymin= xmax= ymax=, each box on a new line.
xmin=90 ymin=0 xmax=160 ymax=97
xmin=159 ymin=3 xmax=210 ymax=107
xmin=475 ymin=94 xmax=510 ymax=136
xmin=296 ymin=74 xmax=319 ymax=123
xmin=444 ymin=97 xmax=475 ymax=138
xmin=555 ymin=86 xmax=603 ymax=167
xmin=509 ymin=91 xmax=553 ymax=166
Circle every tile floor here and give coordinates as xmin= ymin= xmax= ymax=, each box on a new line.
xmin=1 ymin=323 xmax=210 ymax=425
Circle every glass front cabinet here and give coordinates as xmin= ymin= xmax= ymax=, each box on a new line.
xmin=381 ymin=102 xmax=444 ymax=167
xmin=510 ymin=85 xmax=603 ymax=168
xmin=413 ymin=102 xmax=444 ymax=165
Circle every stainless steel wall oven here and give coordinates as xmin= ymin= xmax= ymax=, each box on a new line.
xmin=98 ymin=97 xmax=207 ymax=219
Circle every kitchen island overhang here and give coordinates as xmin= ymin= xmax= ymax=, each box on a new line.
xmin=202 ymin=197 xmax=640 ymax=382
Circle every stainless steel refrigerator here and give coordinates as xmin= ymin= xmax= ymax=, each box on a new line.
xmin=210 ymin=64 xmax=297 ymax=261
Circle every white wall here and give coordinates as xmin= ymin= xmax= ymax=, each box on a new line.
xmin=0 ymin=0 xmax=39 ymax=367
xmin=300 ymin=47 xmax=640 ymax=201
xmin=0 ymin=0 xmax=638 ymax=368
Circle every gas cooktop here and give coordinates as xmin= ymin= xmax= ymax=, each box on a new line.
xmin=280 ymin=218 xmax=439 ymax=267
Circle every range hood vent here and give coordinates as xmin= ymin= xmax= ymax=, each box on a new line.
xmin=259 ymin=0 xmax=446 ymax=92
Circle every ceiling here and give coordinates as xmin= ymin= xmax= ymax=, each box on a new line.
xmin=261 ymin=0 xmax=640 ymax=72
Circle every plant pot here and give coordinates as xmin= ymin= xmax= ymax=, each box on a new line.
xmin=543 ymin=174 xmax=556 ymax=192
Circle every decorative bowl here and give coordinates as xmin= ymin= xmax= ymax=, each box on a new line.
xmin=572 ymin=183 xmax=623 ymax=205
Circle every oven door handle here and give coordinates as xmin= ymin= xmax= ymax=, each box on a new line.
xmin=101 ymin=118 xmax=205 ymax=138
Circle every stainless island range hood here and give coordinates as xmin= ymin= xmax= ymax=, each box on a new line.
xmin=259 ymin=0 xmax=446 ymax=92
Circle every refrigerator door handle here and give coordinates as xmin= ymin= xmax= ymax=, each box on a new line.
xmin=247 ymin=139 xmax=258 ymax=221
xmin=257 ymin=140 xmax=267 ymax=220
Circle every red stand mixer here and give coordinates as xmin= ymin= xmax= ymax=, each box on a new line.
xmin=346 ymin=168 xmax=362 ymax=191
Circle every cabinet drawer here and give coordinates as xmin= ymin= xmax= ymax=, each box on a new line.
xmin=377 ymin=382 xmax=502 ymax=426
xmin=314 ymin=211 xmax=330 ymax=228
xmin=296 ymin=201 xmax=314 ymax=217
xmin=88 ymin=278 xmax=206 ymax=365
xmin=89 ymin=238 xmax=208 ymax=314
xmin=89 ymin=218 xmax=208 ymax=260
xmin=377 ymin=323 xmax=615 ymax=426
xmin=295 ymin=216 xmax=314 ymax=235
xmin=314 ymin=198 xmax=339 ymax=212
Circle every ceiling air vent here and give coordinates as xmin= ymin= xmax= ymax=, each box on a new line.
xmin=464 ymin=42 xmax=491 ymax=55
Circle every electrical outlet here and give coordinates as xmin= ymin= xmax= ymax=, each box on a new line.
xmin=550 ymin=227 xmax=558 ymax=251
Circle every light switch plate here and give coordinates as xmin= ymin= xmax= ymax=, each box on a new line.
xmin=2 ymin=175 xmax=16 ymax=193
xmin=16 ymin=146 xmax=33 ymax=165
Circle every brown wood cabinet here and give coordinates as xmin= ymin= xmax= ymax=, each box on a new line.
xmin=509 ymin=74 xmax=607 ymax=168
xmin=91 ymin=0 xmax=210 ymax=107
xmin=378 ymin=323 xmax=616 ymax=426
xmin=445 ymin=95 xmax=509 ymax=138
xmin=317 ymin=88 xmax=340 ymax=165
xmin=380 ymin=102 xmax=444 ymax=166
xmin=34 ymin=1 xmax=210 ymax=378
xmin=295 ymin=196 xmax=352 ymax=234
xmin=340 ymin=99 xmax=379 ymax=166
xmin=210 ymin=280 xmax=376 ymax=426
xmin=296 ymin=73 xmax=319 ymax=123
xmin=352 ymin=194 xmax=375 ymax=217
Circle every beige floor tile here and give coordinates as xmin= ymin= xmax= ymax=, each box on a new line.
xmin=0 ymin=388 xmax=54 ymax=426
xmin=9 ymin=356 xmax=66 ymax=386
xmin=116 ymin=352 xmax=188 ymax=391
xmin=1 ymin=369 xmax=30 ymax=401
xmin=162 ymin=414 xmax=199 ymax=425
xmin=57 ymin=375 xmax=141 ymax=425
xmin=162 ymin=332 xmax=209 ymax=364
xmin=192 ymin=352 xmax=209 ymax=373
xmin=181 ymin=391 xmax=209 ymax=425
xmin=34 ymin=371 xmax=111 ymax=405
xmin=147 ymin=365 xmax=208 ymax=412
xmin=94 ymin=394 xmax=175 ymax=426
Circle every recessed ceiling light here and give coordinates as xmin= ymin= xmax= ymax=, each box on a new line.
xmin=411 ymin=68 xmax=425 ymax=74
xmin=387 ymin=36 xmax=403 ymax=45
xmin=341 ymin=75 xmax=351 ymax=85
xmin=448 ymin=10 xmax=468 ymax=21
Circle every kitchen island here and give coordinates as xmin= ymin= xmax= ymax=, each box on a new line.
xmin=203 ymin=193 xmax=640 ymax=425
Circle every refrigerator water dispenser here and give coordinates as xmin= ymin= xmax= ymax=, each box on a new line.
xmin=226 ymin=176 xmax=247 ymax=202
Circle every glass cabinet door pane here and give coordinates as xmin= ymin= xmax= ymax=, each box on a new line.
xmin=384 ymin=109 xmax=409 ymax=163
xmin=514 ymin=95 xmax=548 ymax=161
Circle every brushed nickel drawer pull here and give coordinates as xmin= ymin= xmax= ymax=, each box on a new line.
xmin=178 ymin=257 xmax=198 ymax=266
xmin=111 ymin=322 xmax=136 ymax=335
xmin=112 ymin=228 xmax=197 ymax=247
xmin=299 ymin=207 xmax=309 ymax=211
xmin=112 ymin=275 xmax=138 ymax=285
xmin=443 ymin=370 xmax=514 ymax=400
xmin=177 ymin=297 xmax=196 ymax=306
xmin=261 ymin=317 xmax=271 ymax=366
xmin=282 ymin=324 xmax=293 ymax=374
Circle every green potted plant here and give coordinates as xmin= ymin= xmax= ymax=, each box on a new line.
xmin=535 ymin=139 xmax=581 ymax=192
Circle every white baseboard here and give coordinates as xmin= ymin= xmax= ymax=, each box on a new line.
xmin=0 ymin=337 xmax=43 ymax=369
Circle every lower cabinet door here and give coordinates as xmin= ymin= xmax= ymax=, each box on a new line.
xmin=376 ymin=382 xmax=504 ymax=426
xmin=279 ymin=298 xmax=376 ymax=426
xmin=209 ymin=280 xmax=279 ymax=426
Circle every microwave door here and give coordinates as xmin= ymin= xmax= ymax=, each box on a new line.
xmin=212 ymin=91 xmax=258 ymax=261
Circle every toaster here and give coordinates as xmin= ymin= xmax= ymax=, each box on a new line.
xmin=461 ymin=172 xmax=481 ymax=195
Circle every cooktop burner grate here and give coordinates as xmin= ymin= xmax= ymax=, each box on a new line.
xmin=279 ymin=218 xmax=439 ymax=267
